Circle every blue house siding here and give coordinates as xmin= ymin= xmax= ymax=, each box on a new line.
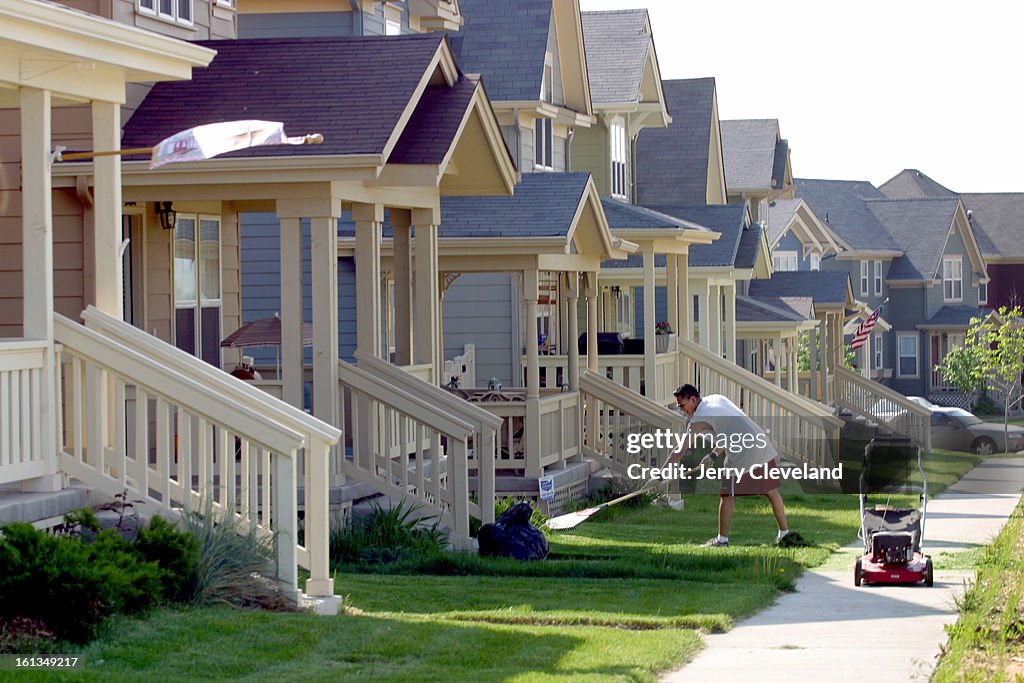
xmin=925 ymin=228 xmax=980 ymax=318
xmin=442 ymin=273 xmax=516 ymax=389
xmin=239 ymin=213 xmax=356 ymax=370
xmin=772 ymin=231 xmax=815 ymax=271
xmin=238 ymin=12 xmax=355 ymax=38
xmin=633 ymin=285 xmax=668 ymax=339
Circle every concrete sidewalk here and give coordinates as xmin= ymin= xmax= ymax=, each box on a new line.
xmin=662 ymin=457 xmax=1024 ymax=683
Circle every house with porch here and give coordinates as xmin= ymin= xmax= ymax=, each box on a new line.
xmin=0 ymin=0 xmax=353 ymax=609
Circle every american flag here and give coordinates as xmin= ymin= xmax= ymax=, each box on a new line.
xmin=149 ymin=120 xmax=321 ymax=169
xmin=850 ymin=299 xmax=887 ymax=350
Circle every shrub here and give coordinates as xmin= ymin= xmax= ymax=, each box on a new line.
xmin=330 ymin=499 xmax=447 ymax=566
xmin=0 ymin=523 xmax=162 ymax=643
xmin=134 ymin=516 xmax=200 ymax=603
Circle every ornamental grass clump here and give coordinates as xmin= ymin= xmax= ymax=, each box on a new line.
xmin=330 ymin=499 xmax=447 ymax=566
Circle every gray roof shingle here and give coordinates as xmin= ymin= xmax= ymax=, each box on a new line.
xmin=735 ymin=224 xmax=764 ymax=270
xmin=960 ymin=193 xmax=1024 ymax=258
xmin=437 ymin=172 xmax=592 ymax=238
xmin=920 ymin=305 xmax=992 ymax=328
xmin=635 ymin=78 xmax=717 ymax=206
xmin=642 ymin=204 xmax=747 ymax=267
xmin=123 ymin=35 xmax=445 ymax=159
xmin=865 ymin=198 xmax=960 ymax=280
xmin=388 ymin=75 xmax=482 ymax=165
xmin=736 ymin=295 xmax=814 ymax=323
xmin=748 ymin=271 xmax=851 ymax=306
xmin=581 ymin=9 xmax=650 ymax=105
xmin=600 ymin=198 xmax=709 ymax=232
xmin=766 ymin=198 xmax=802 ymax=245
xmin=451 ymin=0 xmax=551 ymax=103
xmin=794 ymin=178 xmax=901 ymax=251
xmin=879 ymin=169 xmax=957 ymax=199
xmin=720 ymin=119 xmax=783 ymax=191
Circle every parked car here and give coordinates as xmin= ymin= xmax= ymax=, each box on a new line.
xmin=907 ymin=396 xmax=938 ymax=410
xmin=865 ymin=396 xmax=936 ymax=424
xmin=929 ymin=408 xmax=1024 ymax=455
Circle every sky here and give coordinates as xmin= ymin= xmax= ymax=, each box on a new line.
xmin=578 ymin=0 xmax=1024 ymax=193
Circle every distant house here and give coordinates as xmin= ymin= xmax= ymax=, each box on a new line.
xmin=798 ymin=177 xmax=990 ymax=404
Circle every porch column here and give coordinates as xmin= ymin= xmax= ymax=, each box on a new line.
xmin=774 ymin=334 xmax=783 ymax=388
xmin=354 ymin=202 xmax=383 ymax=359
xmin=524 ymin=269 xmax=542 ymax=477
xmin=696 ymin=279 xmax=710 ymax=350
xmin=724 ymin=282 xmax=736 ymax=363
xmin=391 ymin=209 xmax=413 ymax=366
xmin=789 ymin=338 xmax=799 ymax=394
xmin=312 ymin=212 xmax=341 ymax=426
xmin=809 ymin=326 xmax=819 ymax=401
xmin=413 ymin=209 xmax=440 ymax=380
xmin=861 ymin=331 xmax=871 ymax=379
xmin=584 ymin=272 xmax=598 ymax=372
xmin=558 ymin=273 xmax=569 ymax=354
xmin=666 ymin=253 xmax=678 ymax=335
xmin=819 ymin=314 xmax=831 ymax=403
xmin=642 ymin=248 xmax=656 ymax=397
xmin=709 ymin=285 xmax=721 ymax=356
xmin=21 ymin=87 xmax=59 ymax=492
xmin=679 ymin=255 xmax=690 ymax=341
xmin=566 ymin=272 xmax=580 ymax=390
xmin=91 ymin=100 xmax=123 ymax=318
xmin=278 ymin=216 xmax=303 ymax=409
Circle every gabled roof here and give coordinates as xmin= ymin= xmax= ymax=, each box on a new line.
xmin=599 ymin=198 xmax=709 ymax=232
xmin=642 ymin=204 xmax=748 ymax=267
xmin=736 ymin=295 xmax=814 ymax=324
xmin=388 ymin=75 xmax=482 ymax=165
xmin=454 ymin=0 xmax=591 ymax=115
xmin=720 ymin=119 xmax=789 ymax=192
xmin=879 ymin=169 xmax=957 ymax=199
xmin=748 ymin=271 xmax=853 ymax=307
xmin=960 ymin=193 xmax=1024 ymax=259
xmin=735 ymin=224 xmax=765 ymax=270
xmin=767 ymin=198 xmax=847 ymax=254
xmin=864 ymin=198 xmax=962 ymax=280
xmin=635 ymin=78 xmax=720 ymax=206
xmin=123 ymin=34 xmax=450 ymax=161
xmin=582 ymin=10 xmax=650 ymax=105
xmin=794 ymin=178 xmax=902 ymax=252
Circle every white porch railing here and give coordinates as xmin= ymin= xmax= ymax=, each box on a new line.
xmin=531 ymin=351 xmax=680 ymax=407
xmin=679 ymin=338 xmax=842 ymax=469
xmin=444 ymin=344 xmax=475 ymax=389
xmin=58 ymin=310 xmax=341 ymax=602
xmin=579 ymin=370 xmax=687 ymax=476
xmin=836 ymin=366 xmax=932 ymax=451
xmin=444 ymin=387 xmax=581 ymax=476
xmin=0 ymin=340 xmax=50 ymax=485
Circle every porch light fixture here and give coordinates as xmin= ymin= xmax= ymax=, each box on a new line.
xmin=156 ymin=201 xmax=177 ymax=230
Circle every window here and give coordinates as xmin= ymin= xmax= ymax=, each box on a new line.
xmin=616 ymin=288 xmax=631 ymax=333
xmin=610 ymin=117 xmax=627 ymax=199
xmin=860 ymin=260 xmax=869 ymax=296
xmin=809 ymin=253 xmax=821 ymax=271
xmin=874 ymin=333 xmax=883 ymax=370
xmin=384 ymin=3 xmax=402 ymax=35
xmin=139 ymin=0 xmax=193 ymax=24
xmin=897 ymin=334 xmax=918 ymax=377
xmin=979 ymin=281 xmax=988 ymax=305
xmin=773 ymin=251 xmax=798 ymax=272
xmin=943 ymin=256 xmax=963 ymax=301
xmin=214 ymin=0 xmax=234 ymax=6
xmin=534 ymin=64 xmax=554 ymax=170
xmin=873 ymin=260 xmax=883 ymax=296
xmin=174 ymin=214 xmax=221 ymax=366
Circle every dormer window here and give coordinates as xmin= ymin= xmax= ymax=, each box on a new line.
xmin=942 ymin=256 xmax=962 ymax=302
xmin=773 ymin=251 xmax=798 ymax=272
xmin=385 ymin=2 xmax=402 ymax=35
xmin=139 ymin=0 xmax=193 ymax=25
xmin=980 ymin=281 xmax=988 ymax=305
xmin=809 ymin=253 xmax=821 ymax=271
xmin=610 ymin=117 xmax=627 ymax=200
xmin=535 ymin=63 xmax=554 ymax=170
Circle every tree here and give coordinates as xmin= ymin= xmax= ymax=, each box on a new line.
xmin=938 ymin=306 xmax=1024 ymax=452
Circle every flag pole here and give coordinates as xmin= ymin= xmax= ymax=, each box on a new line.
xmin=52 ymin=133 xmax=324 ymax=163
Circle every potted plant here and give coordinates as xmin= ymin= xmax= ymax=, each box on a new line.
xmin=654 ymin=321 xmax=676 ymax=353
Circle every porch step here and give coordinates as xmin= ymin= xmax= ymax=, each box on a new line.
xmin=0 ymin=484 xmax=89 ymax=528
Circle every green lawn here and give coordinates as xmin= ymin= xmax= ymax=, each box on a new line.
xmin=31 ymin=448 xmax=984 ymax=681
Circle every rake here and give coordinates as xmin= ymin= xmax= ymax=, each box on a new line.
xmin=546 ymin=467 xmax=695 ymax=531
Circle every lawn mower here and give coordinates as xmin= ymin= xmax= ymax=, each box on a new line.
xmin=854 ymin=436 xmax=933 ymax=587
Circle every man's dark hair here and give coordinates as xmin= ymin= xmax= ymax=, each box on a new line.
xmin=673 ymin=384 xmax=700 ymax=400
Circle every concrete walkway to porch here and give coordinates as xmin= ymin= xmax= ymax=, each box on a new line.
xmin=662 ymin=457 xmax=1024 ymax=683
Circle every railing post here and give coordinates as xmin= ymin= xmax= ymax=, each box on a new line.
xmin=449 ymin=438 xmax=471 ymax=547
xmin=273 ymin=449 xmax=299 ymax=602
xmin=304 ymin=437 xmax=335 ymax=598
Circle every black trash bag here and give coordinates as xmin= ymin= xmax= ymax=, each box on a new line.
xmin=477 ymin=502 xmax=548 ymax=560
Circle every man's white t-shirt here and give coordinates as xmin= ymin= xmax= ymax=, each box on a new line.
xmin=689 ymin=394 xmax=778 ymax=470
